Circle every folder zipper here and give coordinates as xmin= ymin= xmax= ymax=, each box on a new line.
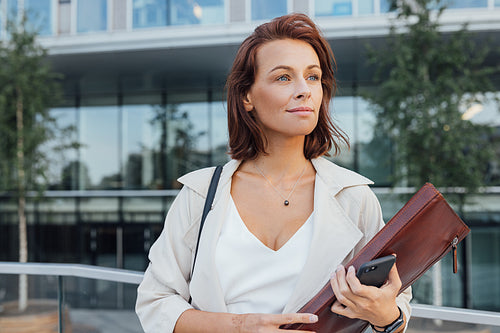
xmin=451 ymin=236 xmax=459 ymax=274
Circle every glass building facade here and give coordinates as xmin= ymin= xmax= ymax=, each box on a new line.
xmin=1 ymin=0 xmax=500 ymax=314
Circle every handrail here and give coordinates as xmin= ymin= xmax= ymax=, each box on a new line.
xmin=1 ymin=262 xmax=500 ymax=326
xmin=0 ymin=186 xmax=499 ymax=198
xmin=0 ymin=262 xmax=143 ymax=284
xmin=0 ymin=189 xmax=180 ymax=198
xmin=411 ymin=304 xmax=500 ymax=326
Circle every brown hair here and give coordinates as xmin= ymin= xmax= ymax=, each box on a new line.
xmin=226 ymin=13 xmax=349 ymax=160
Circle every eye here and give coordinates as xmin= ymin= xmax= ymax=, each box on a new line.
xmin=307 ymin=74 xmax=321 ymax=81
xmin=276 ymin=75 xmax=290 ymax=82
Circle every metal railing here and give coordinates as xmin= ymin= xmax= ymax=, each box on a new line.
xmin=1 ymin=262 xmax=500 ymax=332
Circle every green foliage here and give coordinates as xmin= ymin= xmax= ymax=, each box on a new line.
xmin=0 ymin=17 xmax=68 ymax=194
xmin=363 ymin=0 xmax=500 ymax=192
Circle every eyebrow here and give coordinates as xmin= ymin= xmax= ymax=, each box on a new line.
xmin=269 ymin=64 xmax=321 ymax=73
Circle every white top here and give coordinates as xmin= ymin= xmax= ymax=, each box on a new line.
xmin=214 ymin=196 xmax=314 ymax=314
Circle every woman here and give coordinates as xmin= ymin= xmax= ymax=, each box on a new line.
xmin=136 ymin=13 xmax=411 ymax=333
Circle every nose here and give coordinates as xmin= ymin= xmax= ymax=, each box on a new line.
xmin=294 ymin=78 xmax=312 ymax=100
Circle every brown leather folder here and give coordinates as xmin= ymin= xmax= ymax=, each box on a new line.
xmin=282 ymin=183 xmax=470 ymax=332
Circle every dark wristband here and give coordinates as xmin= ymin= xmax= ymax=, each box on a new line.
xmin=371 ymin=306 xmax=404 ymax=333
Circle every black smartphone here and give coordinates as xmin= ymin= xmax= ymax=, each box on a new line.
xmin=356 ymin=255 xmax=396 ymax=288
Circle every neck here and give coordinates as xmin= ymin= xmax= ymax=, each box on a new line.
xmin=253 ymin=136 xmax=308 ymax=179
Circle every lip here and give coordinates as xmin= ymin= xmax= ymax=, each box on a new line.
xmin=287 ymin=106 xmax=314 ymax=113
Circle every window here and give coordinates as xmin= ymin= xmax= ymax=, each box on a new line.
xmin=79 ymin=105 xmax=120 ymax=189
xmin=133 ymin=0 xmax=167 ymax=28
xmin=122 ymin=96 xmax=165 ymax=190
xmin=328 ymin=96 xmax=392 ymax=185
xmin=45 ymin=107 xmax=79 ymax=190
xmin=251 ymin=0 xmax=287 ymax=20
xmin=0 ymin=0 xmax=3 ymax=36
xmin=77 ymin=0 xmax=107 ymax=33
xmin=133 ymin=0 xmax=225 ymax=28
xmin=358 ymin=0 xmax=374 ymax=14
xmin=315 ymin=0 xmax=353 ymax=16
xmin=445 ymin=0 xmax=487 ymax=7
xmin=8 ymin=0 xmax=17 ymax=17
xmin=122 ymin=93 xmax=228 ymax=190
xmin=170 ymin=0 xmax=225 ymax=25
xmin=380 ymin=0 xmax=392 ymax=12
xmin=329 ymin=97 xmax=355 ymax=169
xmin=25 ymin=0 xmax=52 ymax=35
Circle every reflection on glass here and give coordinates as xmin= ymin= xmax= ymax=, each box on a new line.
xmin=329 ymin=97 xmax=355 ymax=169
xmin=359 ymin=0 xmax=374 ymax=14
xmin=133 ymin=0 xmax=167 ymax=28
xmin=170 ymin=0 xmax=225 ymax=25
xmin=380 ymin=0 xmax=391 ymax=12
xmin=471 ymin=227 xmax=500 ymax=311
xmin=211 ymin=100 xmax=230 ymax=167
xmin=252 ymin=0 xmax=287 ymax=20
xmin=8 ymin=0 xmax=17 ymax=17
xmin=123 ymin=99 xmax=228 ymax=189
xmin=167 ymin=102 xmax=210 ymax=187
xmin=77 ymin=0 xmax=107 ymax=33
xmin=445 ymin=0 xmax=487 ymax=7
xmin=328 ymin=97 xmax=392 ymax=185
xmin=24 ymin=0 xmax=52 ymax=35
xmin=357 ymin=98 xmax=391 ymax=185
xmin=45 ymin=108 xmax=79 ymax=190
xmin=122 ymin=104 xmax=166 ymax=189
xmin=79 ymin=106 xmax=120 ymax=189
xmin=315 ymin=0 xmax=353 ymax=16
xmin=63 ymin=277 xmax=143 ymax=329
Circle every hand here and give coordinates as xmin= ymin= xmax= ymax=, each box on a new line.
xmin=237 ymin=313 xmax=318 ymax=333
xmin=329 ymin=262 xmax=402 ymax=327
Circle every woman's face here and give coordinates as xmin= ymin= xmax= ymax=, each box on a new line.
xmin=244 ymin=38 xmax=323 ymax=142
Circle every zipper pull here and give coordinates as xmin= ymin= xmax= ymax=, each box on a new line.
xmin=451 ymin=236 xmax=459 ymax=274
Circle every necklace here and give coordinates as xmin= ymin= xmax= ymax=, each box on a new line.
xmin=254 ymin=161 xmax=308 ymax=206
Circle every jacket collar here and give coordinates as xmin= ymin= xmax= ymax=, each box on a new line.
xmin=310 ymin=157 xmax=373 ymax=194
xmin=177 ymin=157 xmax=372 ymax=198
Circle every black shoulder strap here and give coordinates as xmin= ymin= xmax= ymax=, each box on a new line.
xmin=191 ymin=165 xmax=223 ymax=276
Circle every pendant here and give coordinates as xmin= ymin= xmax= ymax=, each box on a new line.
xmin=284 ymin=200 xmax=289 ymax=206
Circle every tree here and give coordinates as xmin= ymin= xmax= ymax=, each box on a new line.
xmin=363 ymin=0 xmax=500 ymax=194
xmin=0 ymin=17 xmax=72 ymax=311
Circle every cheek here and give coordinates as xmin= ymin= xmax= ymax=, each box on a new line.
xmin=253 ymin=86 xmax=288 ymax=110
xmin=314 ymin=86 xmax=324 ymax=108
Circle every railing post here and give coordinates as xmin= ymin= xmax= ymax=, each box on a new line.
xmin=58 ymin=275 xmax=64 ymax=333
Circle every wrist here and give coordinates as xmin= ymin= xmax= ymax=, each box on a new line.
xmin=371 ymin=306 xmax=404 ymax=333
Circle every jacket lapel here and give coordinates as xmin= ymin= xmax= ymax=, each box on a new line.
xmin=283 ymin=167 xmax=364 ymax=313
xmin=187 ymin=160 xmax=241 ymax=312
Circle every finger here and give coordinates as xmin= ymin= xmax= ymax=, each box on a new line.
xmin=333 ymin=265 xmax=360 ymax=308
xmin=330 ymin=266 xmax=351 ymax=308
xmin=330 ymin=300 xmax=356 ymax=319
xmin=275 ymin=313 xmax=318 ymax=326
xmin=345 ymin=265 xmax=364 ymax=295
xmin=384 ymin=263 xmax=402 ymax=292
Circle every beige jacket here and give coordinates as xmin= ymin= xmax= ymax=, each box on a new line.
xmin=136 ymin=157 xmax=412 ymax=333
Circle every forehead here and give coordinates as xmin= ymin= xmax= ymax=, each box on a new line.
xmin=254 ymin=39 xmax=321 ymax=72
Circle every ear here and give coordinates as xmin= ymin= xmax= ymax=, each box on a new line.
xmin=242 ymin=92 xmax=254 ymax=112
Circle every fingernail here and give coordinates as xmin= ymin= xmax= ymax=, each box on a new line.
xmin=336 ymin=265 xmax=344 ymax=272
xmin=309 ymin=314 xmax=318 ymax=322
xmin=348 ymin=266 xmax=355 ymax=273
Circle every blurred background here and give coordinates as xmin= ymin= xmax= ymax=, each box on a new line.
xmin=0 ymin=0 xmax=499 ymax=332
